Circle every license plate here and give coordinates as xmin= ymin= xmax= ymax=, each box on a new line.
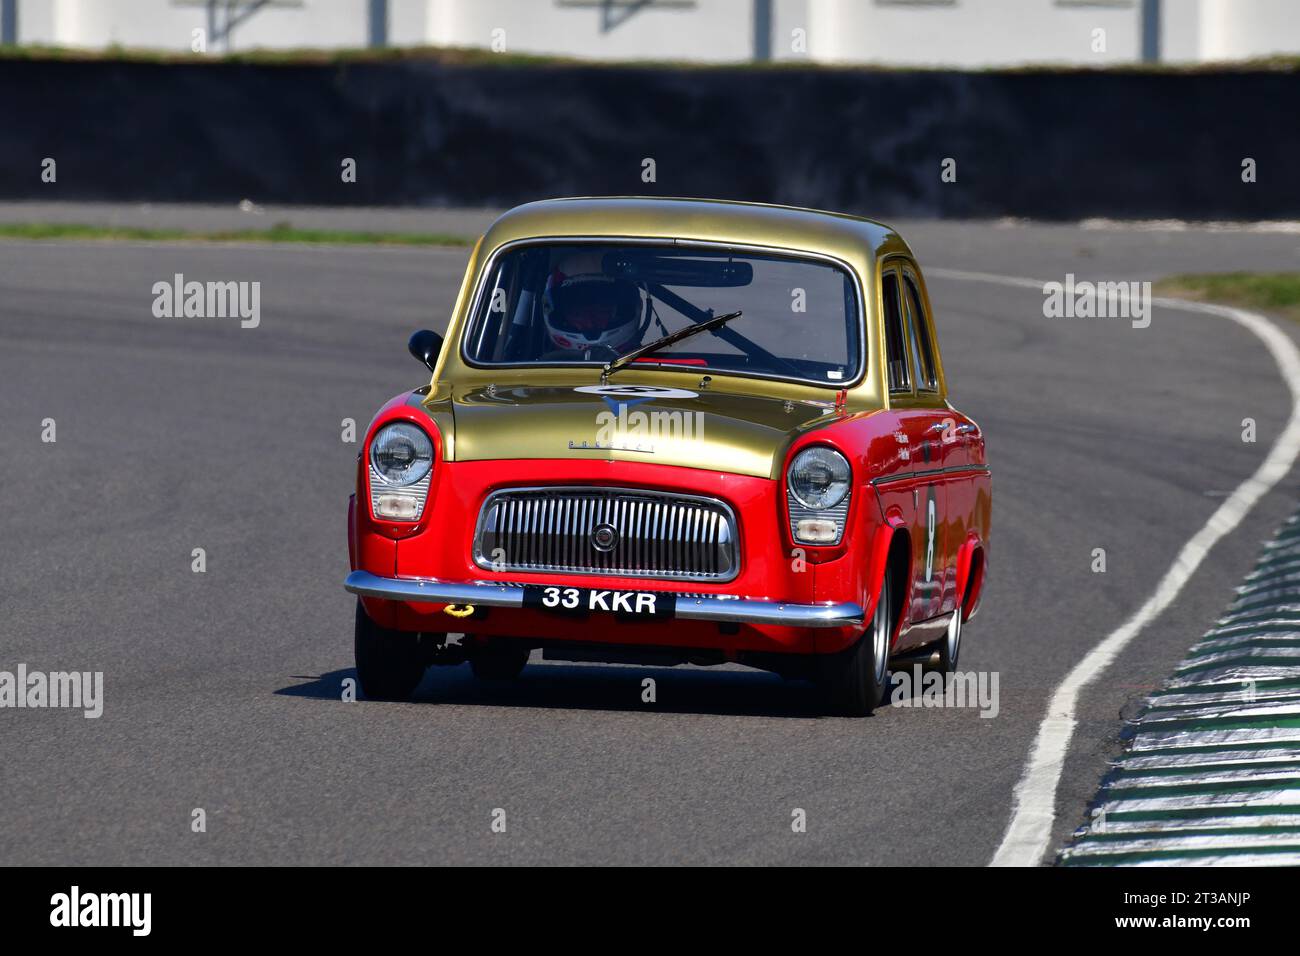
xmin=522 ymin=585 xmax=676 ymax=619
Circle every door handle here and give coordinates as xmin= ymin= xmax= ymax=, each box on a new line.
xmin=925 ymin=421 xmax=952 ymax=435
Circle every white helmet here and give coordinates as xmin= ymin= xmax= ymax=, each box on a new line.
xmin=541 ymin=271 xmax=642 ymax=354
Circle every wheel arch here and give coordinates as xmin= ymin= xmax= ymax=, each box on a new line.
xmin=867 ymin=516 xmax=912 ymax=649
xmin=955 ymin=534 xmax=987 ymax=622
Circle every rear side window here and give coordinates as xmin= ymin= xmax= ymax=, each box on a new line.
xmin=881 ymin=271 xmax=911 ymax=393
xmin=902 ymin=275 xmax=938 ymax=392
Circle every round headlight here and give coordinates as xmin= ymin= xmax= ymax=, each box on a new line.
xmin=370 ymin=423 xmax=433 ymax=486
xmin=788 ymin=446 xmax=851 ymax=511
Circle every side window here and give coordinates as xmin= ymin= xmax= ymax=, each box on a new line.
xmin=902 ymin=274 xmax=938 ymax=392
xmin=881 ymin=270 xmax=911 ymax=394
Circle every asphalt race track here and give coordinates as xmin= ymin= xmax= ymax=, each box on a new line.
xmin=3 ymin=218 xmax=1300 ymax=865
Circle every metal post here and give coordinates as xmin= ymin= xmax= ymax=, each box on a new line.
xmin=1141 ymin=0 xmax=1160 ymax=63
xmin=753 ymin=0 xmax=772 ymax=61
xmin=368 ymin=0 xmax=388 ymax=48
xmin=1 ymin=0 xmax=18 ymax=45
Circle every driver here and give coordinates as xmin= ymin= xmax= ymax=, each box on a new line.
xmin=541 ymin=264 xmax=644 ymax=358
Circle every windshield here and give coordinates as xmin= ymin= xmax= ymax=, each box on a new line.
xmin=462 ymin=242 xmax=862 ymax=386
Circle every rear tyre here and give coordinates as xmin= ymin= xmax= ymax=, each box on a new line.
xmin=470 ymin=642 xmax=531 ymax=681
xmin=354 ymin=600 xmax=428 ymax=701
xmin=821 ymin=569 xmax=894 ymax=717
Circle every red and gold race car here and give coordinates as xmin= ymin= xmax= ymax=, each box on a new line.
xmin=345 ymin=197 xmax=990 ymax=715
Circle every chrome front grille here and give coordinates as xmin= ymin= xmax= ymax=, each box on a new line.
xmin=473 ymin=487 xmax=738 ymax=581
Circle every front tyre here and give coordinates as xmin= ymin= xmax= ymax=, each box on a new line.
xmin=354 ymin=599 xmax=428 ymax=701
xmin=821 ymin=569 xmax=894 ymax=717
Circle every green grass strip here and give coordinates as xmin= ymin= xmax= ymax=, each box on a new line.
xmin=1156 ymin=273 xmax=1300 ymax=321
xmin=1102 ymin=803 xmax=1300 ymax=822
xmin=1113 ymin=763 xmax=1300 ymax=780
xmin=0 ymin=222 xmax=471 ymax=247
xmin=1061 ymin=844 xmax=1300 ymax=865
xmin=1076 ymin=824 xmax=1300 ymax=841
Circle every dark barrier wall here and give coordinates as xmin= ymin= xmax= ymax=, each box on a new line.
xmin=2 ymin=57 xmax=1297 ymax=219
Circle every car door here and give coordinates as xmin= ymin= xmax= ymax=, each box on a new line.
xmin=877 ymin=261 xmax=948 ymax=628
xmin=897 ymin=263 xmax=954 ymax=621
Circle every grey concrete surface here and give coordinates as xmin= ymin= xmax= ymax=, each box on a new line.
xmin=1 ymin=216 xmax=1298 ymax=865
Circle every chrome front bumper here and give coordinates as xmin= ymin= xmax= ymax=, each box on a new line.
xmin=344 ymin=571 xmax=864 ymax=629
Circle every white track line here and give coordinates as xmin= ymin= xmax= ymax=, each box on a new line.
xmin=928 ymin=268 xmax=1300 ymax=867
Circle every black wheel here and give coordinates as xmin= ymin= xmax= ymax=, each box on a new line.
xmin=820 ymin=568 xmax=894 ymax=717
xmin=936 ymin=605 xmax=963 ymax=673
xmin=353 ymin=600 xmax=428 ymax=701
xmin=470 ymin=641 xmax=531 ymax=681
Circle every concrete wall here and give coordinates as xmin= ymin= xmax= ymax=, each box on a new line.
xmin=1197 ymin=0 xmax=1300 ymax=61
xmin=8 ymin=0 xmax=1300 ymax=66
xmin=17 ymin=0 xmax=382 ymax=51
xmin=424 ymin=0 xmax=757 ymax=62
xmin=799 ymin=0 xmax=1140 ymax=68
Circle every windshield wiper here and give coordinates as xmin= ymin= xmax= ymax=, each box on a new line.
xmin=601 ymin=310 xmax=742 ymax=384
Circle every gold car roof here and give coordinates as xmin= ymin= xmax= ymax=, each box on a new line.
xmin=477 ymin=196 xmax=911 ymax=264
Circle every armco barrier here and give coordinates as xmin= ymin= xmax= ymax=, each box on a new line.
xmin=2 ymin=57 xmax=1297 ymax=219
